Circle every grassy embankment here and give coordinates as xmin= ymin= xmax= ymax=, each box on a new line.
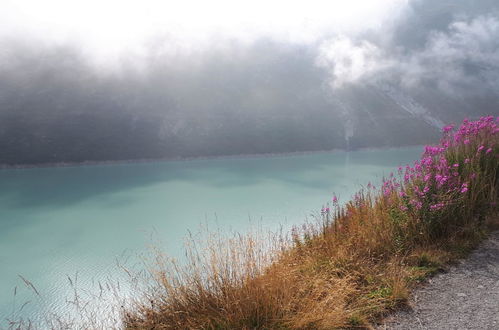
xmin=125 ymin=116 xmax=498 ymax=329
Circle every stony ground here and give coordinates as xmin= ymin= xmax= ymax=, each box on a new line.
xmin=378 ymin=231 xmax=499 ymax=330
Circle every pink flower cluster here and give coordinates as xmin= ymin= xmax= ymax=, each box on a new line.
xmin=321 ymin=116 xmax=497 ymax=223
xmin=452 ymin=116 xmax=499 ymax=145
xmin=382 ymin=116 xmax=497 ymax=213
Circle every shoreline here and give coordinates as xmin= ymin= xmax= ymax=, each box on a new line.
xmin=0 ymin=144 xmax=425 ymax=170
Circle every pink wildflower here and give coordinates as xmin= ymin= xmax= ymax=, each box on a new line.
xmin=443 ymin=124 xmax=454 ymax=133
xmin=410 ymin=199 xmax=423 ymax=210
xmin=430 ymin=203 xmax=445 ymax=211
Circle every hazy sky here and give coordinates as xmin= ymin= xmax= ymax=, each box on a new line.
xmin=1 ymin=0 xmax=498 ymax=94
xmin=0 ymin=0 xmax=408 ymax=63
xmin=0 ymin=0 xmax=497 ymax=163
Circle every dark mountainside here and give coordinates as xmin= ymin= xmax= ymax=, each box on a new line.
xmin=1 ymin=0 xmax=498 ymax=165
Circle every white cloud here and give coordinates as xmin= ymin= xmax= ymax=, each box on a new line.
xmin=0 ymin=0 xmax=408 ymax=63
xmin=404 ymin=15 xmax=499 ymax=90
xmin=316 ymin=14 xmax=499 ymax=94
xmin=316 ymin=36 xmax=392 ymax=88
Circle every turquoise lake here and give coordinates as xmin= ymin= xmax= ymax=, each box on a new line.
xmin=0 ymin=147 xmax=422 ymax=325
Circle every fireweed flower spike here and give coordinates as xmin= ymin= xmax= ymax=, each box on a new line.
xmin=442 ymin=124 xmax=454 ymax=133
xmin=386 ymin=116 xmax=498 ymax=220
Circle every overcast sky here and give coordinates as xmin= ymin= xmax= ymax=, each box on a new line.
xmin=0 ymin=0 xmax=497 ymax=164
xmin=0 ymin=1 xmax=408 ymax=63
xmin=1 ymin=0 xmax=498 ymax=94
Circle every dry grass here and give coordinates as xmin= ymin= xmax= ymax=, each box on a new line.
xmin=124 ymin=208 xmax=496 ymax=329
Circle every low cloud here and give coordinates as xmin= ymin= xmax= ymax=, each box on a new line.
xmin=316 ymin=36 xmax=392 ymax=88
xmin=404 ymin=15 xmax=499 ymax=92
xmin=317 ymin=14 xmax=499 ymax=96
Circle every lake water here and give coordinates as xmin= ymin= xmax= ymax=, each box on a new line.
xmin=0 ymin=147 xmax=422 ymax=325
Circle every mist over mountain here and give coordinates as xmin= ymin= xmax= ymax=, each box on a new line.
xmin=0 ymin=0 xmax=498 ymax=165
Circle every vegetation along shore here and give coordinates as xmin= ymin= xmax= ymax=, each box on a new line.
xmin=121 ymin=116 xmax=498 ymax=329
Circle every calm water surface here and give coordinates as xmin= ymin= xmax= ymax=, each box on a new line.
xmin=0 ymin=147 xmax=422 ymax=324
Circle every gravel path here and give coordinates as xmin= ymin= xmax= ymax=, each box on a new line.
xmin=379 ymin=231 xmax=499 ymax=330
